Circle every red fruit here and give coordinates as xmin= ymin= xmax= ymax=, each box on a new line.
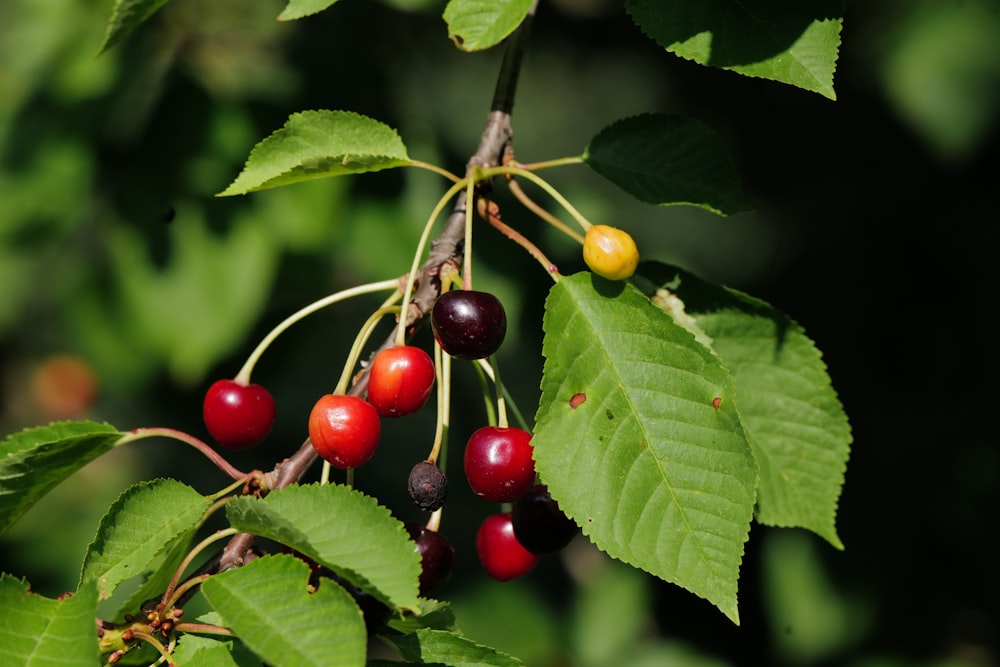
xmin=405 ymin=523 xmax=456 ymax=596
xmin=431 ymin=290 xmax=507 ymax=360
xmin=203 ymin=379 xmax=276 ymax=450
xmin=367 ymin=345 xmax=435 ymax=418
xmin=476 ymin=512 xmax=539 ymax=582
xmin=512 ymin=484 xmax=578 ymax=555
xmin=308 ymin=394 xmax=381 ymax=469
xmin=464 ymin=426 xmax=535 ymax=503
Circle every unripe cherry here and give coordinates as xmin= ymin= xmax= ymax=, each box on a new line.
xmin=582 ymin=224 xmax=639 ymax=281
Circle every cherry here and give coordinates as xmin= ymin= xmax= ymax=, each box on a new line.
xmin=475 ymin=512 xmax=539 ymax=582
xmin=405 ymin=523 xmax=456 ymax=596
xmin=512 ymin=484 xmax=578 ymax=554
xmin=582 ymin=224 xmax=639 ymax=281
xmin=463 ymin=426 xmax=535 ymax=503
xmin=408 ymin=461 xmax=448 ymax=511
xmin=367 ymin=345 xmax=435 ymax=418
xmin=431 ymin=290 xmax=507 ymax=360
xmin=308 ymin=394 xmax=381 ymax=469
xmin=202 ymin=378 xmax=276 ymax=450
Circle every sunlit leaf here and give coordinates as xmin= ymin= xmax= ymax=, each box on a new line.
xmin=443 ymin=0 xmax=533 ymax=51
xmin=0 ymin=421 xmax=122 ymax=534
xmin=225 ymin=483 xmax=421 ymax=612
xmin=583 ymin=114 xmax=753 ymax=216
xmin=385 ymin=628 xmax=525 ymax=666
xmin=79 ymin=479 xmax=212 ymax=600
xmin=0 ymin=574 xmax=100 ymax=665
xmin=533 ymin=273 xmax=757 ymax=623
xmin=218 ymin=111 xmax=410 ymax=196
xmin=626 ymin=0 xmax=842 ymax=99
xmin=278 ymin=0 xmax=343 ymax=21
xmin=99 ymin=0 xmax=173 ymax=54
xmin=635 ymin=262 xmax=851 ymax=549
xmin=201 ymin=554 xmax=366 ymax=667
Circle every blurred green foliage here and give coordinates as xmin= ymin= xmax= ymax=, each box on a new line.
xmin=1 ymin=0 xmax=998 ymax=665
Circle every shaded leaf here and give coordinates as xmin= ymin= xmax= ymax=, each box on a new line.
xmin=626 ymin=0 xmax=843 ymax=99
xmin=99 ymin=0 xmax=172 ymax=53
xmin=582 ymin=114 xmax=753 ymax=216
xmin=635 ymin=262 xmax=851 ymax=548
xmin=278 ymin=0 xmax=343 ymax=21
xmin=533 ymin=273 xmax=757 ymax=623
xmin=218 ymin=111 xmax=410 ymax=196
xmin=201 ymin=554 xmax=365 ymax=667
xmin=0 ymin=575 xmax=100 ymax=665
xmin=0 ymin=421 xmax=122 ymax=534
xmin=385 ymin=628 xmax=525 ymax=666
xmin=442 ymin=0 xmax=533 ymax=51
xmin=225 ymin=483 xmax=421 ymax=612
xmin=79 ymin=479 xmax=212 ymax=600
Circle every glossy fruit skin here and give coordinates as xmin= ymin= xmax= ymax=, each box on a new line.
xmin=583 ymin=224 xmax=639 ymax=281
xmin=476 ymin=512 xmax=540 ymax=582
xmin=405 ymin=523 xmax=456 ymax=596
xmin=512 ymin=484 xmax=578 ymax=554
xmin=464 ymin=426 xmax=535 ymax=503
xmin=202 ymin=379 xmax=276 ymax=450
xmin=367 ymin=345 xmax=435 ymax=418
xmin=308 ymin=394 xmax=381 ymax=469
xmin=431 ymin=291 xmax=507 ymax=360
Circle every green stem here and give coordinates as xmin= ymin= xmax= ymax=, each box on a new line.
xmin=462 ymin=174 xmax=478 ymax=290
xmin=161 ymin=527 xmax=238 ymax=611
xmin=476 ymin=358 xmax=531 ymax=432
xmin=407 ymin=159 xmax=462 ymax=183
xmin=482 ymin=165 xmax=593 ymax=234
xmin=513 ymin=155 xmax=584 ymax=171
xmin=234 ymin=278 xmax=400 ymax=385
xmin=173 ymin=622 xmax=235 ymax=637
xmin=335 ymin=304 xmax=402 ymax=396
xmin=116 ymin=428 xmax=248 ymax=481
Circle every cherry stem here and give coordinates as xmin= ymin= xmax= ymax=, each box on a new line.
xmin=471 ymin=361 xmax=498 ymax=427
xmin=426 ymin=338 xmax=451 ymax=467
xmin=173 ymin=622 xmax=235 ymax=637
xmin=489 ymin=355 xmax=509 ymax=428
xmin=320 ymin=460 xmax=331 ymax=485
xmin=483 ymin=164 xmax=594 ymax=234
xmin=511 ymin=155 xmax=585 ymax=171
xmin=426 ymin=507 xmax=443 ymax=533
xmin=406 ymin=159 xmax=462 ymax=183
xmin=234 ymin=278 xmax=401 ymax=385
xmin=161 ymin=527 xmax=238 ymax=611
xmin=397 ymin=179 xmax=470 ymax=347
xmin=506 ymin=177 xmax=584 ymax=244
xmin=163 ymin=573 xmax=211 ymax=616
xmin=117 ymin=428 xmax=249 ymax=482
xmin=207 ymin=477 xmax=247 ymax=502
xmin=335 ymin=303 xmax=402 ymax=396
xmin=476 ymin=358 xmax=531 ymax=432
xmin=477 ymin=196 xmax=561 ymax=282
xmin=130 ymin=630 xmax=171 ymax=664
xmin=462 ymin=174 xmax=478 ymax=291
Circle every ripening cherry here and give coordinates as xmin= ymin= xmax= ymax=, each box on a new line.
xmin=464 ymin=426 xmax=535 ymax=503
xmin=476 ymin=512 xmax=540 ymax=582
xmin=202 ymin=379 xmax=276 ymax=450
xmin=308 ymin=394 xmax=381 ymax=469
xmin=582 ymin=224 xmax=639 ymax=281
xmin=405 ymin=523 xmax=456 ymax=596
xmin=367 ymin=345 xmax=436 ymax=418
xmin=431 ymin=290 xmax=507 ymax=360
xmin=512 ymin=484 xmax=578 ymax=555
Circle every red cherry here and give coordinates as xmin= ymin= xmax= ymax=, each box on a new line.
xmin=367 ymin=345 xmax=435 ymax=418
xmin=202 ymin=379 xmax=276 ymax=450
xmin=476 ymin=512 xmax=539 ymax=582
xmin=464 ymin=426 xmax=536 ymax=503
xmin=405 ymin=523 xmax=456 ymax=596
xmin=308 ymin=394 xmax=381 ymax=469
xmin=431 ymin=290 xmax=507 ymax=360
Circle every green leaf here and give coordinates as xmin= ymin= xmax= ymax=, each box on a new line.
xmin=635 ymin=262 xmax=851 ymax=549
xmin=0 ymin=574 xmax=100 ymax=666
xmin=79 ymin=479 xmax=212 ymax=600
xmin=111 ymin=528 xmax=198 ymax=620
xmin=386 ymin=598 xmax=457 ymax=634
xmin=626 ymin=0 xmax=843 ymax=99
xmin=99 ymin=0 xmax=173 ymax=54
xmin=0 ymin=421 xmax=123 ymax=534
xmin=385 ymin=628 xmax=525 ymax=666
xmin=582 ymin=113 xmax=753 ymax=216
xmin=442 ymin=0 xmax=532 ymax=51
xmin=278 ymin=0 xmax=343 ymax=21
xmin=571 ymin=561 xmax=650 ymax=667
xmin=170 ymin=630 xmax=263 ymax=667
xmin=225 ymin=484 xmax=421 ymax=612
xmin=532 ymin=273 xmax=757 ymax=623
xmin=218 ymin=111 xmax=411 ymax=196
xmin=201 ymin=554 xmax=366 ymax=667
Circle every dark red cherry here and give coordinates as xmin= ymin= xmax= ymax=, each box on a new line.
xmin=464 ymin=426 xmax=535 ymax=503
xmin=475 ymin=512 xmax=539 ymax=582
xmin=512 ymin=484 xmax=578 ymax=554
xmin=367 ymin=345 xmax=435 ymax=418
xmin=405 ymin=523 xmax=456 ymax=596
xmin=202 ymin=379 xmax=276 ymax=450
xmin=431 ymin=290 xmax=507 ymax=360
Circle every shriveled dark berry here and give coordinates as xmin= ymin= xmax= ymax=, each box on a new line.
xmin=511 ymin=484 xmax=579 ymax=554
xmin=408 ymin=461 xmax=448 ymax=511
